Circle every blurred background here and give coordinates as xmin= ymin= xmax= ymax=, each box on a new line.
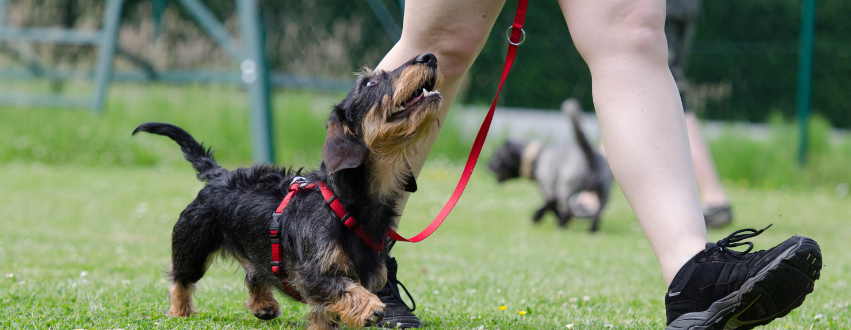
xmin=0 ymin=0 xmax=849 ymax=192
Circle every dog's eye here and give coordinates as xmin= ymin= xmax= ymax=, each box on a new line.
xmin=365 ymin=80 xmax=377 ymax=87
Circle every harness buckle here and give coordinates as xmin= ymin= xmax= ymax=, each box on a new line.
xmin=290 ymin=176 xmax=310 ymax=190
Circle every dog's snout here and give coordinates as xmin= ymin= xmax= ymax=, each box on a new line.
xmin=415 ymin=53 xmax=437 ymax=68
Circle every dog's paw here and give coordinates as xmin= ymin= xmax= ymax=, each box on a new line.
xmin=252 ymin=305 xmax=280 ymax=320
xmin=328 ymin=285 xmax=386 ymax=328
xmin=245 ymin=293 xmax=281 ymax=320
xmin=363 ymin=306 xmax=385 ymax=327
xmin=166 ymin=306 xmax=197 ymax=318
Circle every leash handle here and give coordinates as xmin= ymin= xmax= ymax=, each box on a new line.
xmin=389 ymin=0 xmax=528 ymax=243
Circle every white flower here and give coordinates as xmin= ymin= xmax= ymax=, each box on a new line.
xmin=433 ymin=290 xmax=440 ymax=295
xmin=569 ymin=297 xmax=579 ymax=303
xmin=5 ymin=273 xmax=13 ymax=278
xmin=18 ymin=281 xmax=25 ymax=285
xmin=582 ymin=295 xmax=591 ymax=302
xmin=121 ymin=280 xmax=131 ymax=285
xmin=604 ymin=323 xmax=613 ymax=328
xmin=566 ymin=324 xmax=574 ymax=329
xmin=814 ymin=314 xmax=824 ymax=320
xmin=80 ymin=271 xmax=88 ymax=278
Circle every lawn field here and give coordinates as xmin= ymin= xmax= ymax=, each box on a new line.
xmin=1 ymin=161 xmax=849 ymax=329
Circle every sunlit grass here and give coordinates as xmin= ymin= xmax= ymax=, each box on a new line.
xmin=1 ymin=161 xmax=848 ymax=329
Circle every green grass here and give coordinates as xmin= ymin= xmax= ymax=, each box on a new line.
xmin=2 ymin=161 xmax=849 ymax=329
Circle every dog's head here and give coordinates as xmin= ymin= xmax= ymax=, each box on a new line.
xmin=323 ymin=53 xmax=444 ymax=197
xmin=488 ymin=140 xmax=527 ymax=183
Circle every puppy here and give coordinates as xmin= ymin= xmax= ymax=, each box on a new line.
xmin=488 ymin=99 xmax=613 ymax=232
xmin=133 ymin=53 xmax=443 ymax=330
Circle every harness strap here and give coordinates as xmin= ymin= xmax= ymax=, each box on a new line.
xmin=388 ymin=0 xmax=528 ymax=243
xmin=269 ymin=180 xmax=315 ymax=303
xmin=318 ymin=183 xmax=384 ymax=253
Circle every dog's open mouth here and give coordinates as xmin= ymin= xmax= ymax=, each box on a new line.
xmin=390 ymin=75 xmax=440 ymax=120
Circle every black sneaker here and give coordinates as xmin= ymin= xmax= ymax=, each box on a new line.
xmin=666 ymin=225 xmax=822 ymax=330
xmin=703 ymin=203 xmax=733 ymax=228
xmin=376 ymin=257 xmax=421 ymax=329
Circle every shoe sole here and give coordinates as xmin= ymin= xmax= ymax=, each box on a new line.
xmin=666 ymin=236 xmax=822 ymax=330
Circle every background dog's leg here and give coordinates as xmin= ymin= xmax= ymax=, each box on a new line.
xmin=532 ymin=200 xmax=556 ymax=223
xmin=239 ymin=259 xmax=280 ymax=320
xmin=590 ymin=188 xmax=610 ymax=232
xmin=556 ymin=204 xmax=573 ymax=228
xmin=167 ymin=205 xmax=221 ymax=317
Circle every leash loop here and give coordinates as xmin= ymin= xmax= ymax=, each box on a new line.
xmin=505 ymin=26 xmax=526 ymax=46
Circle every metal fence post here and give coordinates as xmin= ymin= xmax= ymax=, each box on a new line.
xmin=91 ymin=0 xmax=123 ymax=113
xmin=796 ymin=0 xmax=816 ymax=165
xmin=238 ymin=0 xmax=275 ymax=164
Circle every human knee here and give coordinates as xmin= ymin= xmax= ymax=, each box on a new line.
xmin=573 ymin=4 xmax=668 ymax=66
xmin=399 ymin=23 xmax=490 ymax=82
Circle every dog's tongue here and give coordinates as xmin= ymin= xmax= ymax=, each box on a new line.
xmin=406 ymin=92 xmax=423 ymax=108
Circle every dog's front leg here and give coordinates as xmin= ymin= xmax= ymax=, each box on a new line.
xmin=239 ymin=259 xmax=280 ymax=320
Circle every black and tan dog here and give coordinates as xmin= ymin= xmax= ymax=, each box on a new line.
xmin=133 ymin=53 xmax=443 ymax=330
xmin=488 ymin=99 xmax=613 ymax=232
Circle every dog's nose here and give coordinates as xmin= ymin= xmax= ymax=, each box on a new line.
xmin=415 ymin=53 xmax=437 ymax=68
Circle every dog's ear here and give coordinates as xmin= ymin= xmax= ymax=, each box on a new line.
xmin=323 ymin=119 xmax=370 ymax=175
xmin=403 ymin=171 xmax=417 ymax=193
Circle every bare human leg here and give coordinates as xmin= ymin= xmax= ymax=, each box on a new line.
xmin=558 ymin=0 xmax=706 ymax=285
xmin=684 ymin=111 xmax=728 ymax=207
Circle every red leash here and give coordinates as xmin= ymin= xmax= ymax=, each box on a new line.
xmin=388 ymin=0 xmax=528 ymax=243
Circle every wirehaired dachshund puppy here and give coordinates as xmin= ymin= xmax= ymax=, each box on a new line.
xmin=133 ymin=53 xmax=443 ymax=330
xmin=488 ymin=99 xmax=613 ymax=232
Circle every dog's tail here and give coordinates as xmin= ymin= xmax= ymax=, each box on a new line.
xmin=561 ymin=98 xmax=598 ymax=169
xmin=132 ymin=122 xmax=226 ymax=181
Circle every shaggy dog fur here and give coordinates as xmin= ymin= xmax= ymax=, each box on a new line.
xmin=133 ymin=53 xmax=443 ymax=330
xmin=488 ymin=99 xmax=613 ymax=232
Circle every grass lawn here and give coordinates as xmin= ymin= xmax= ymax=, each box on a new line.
xmin=1 ymin=160 xmax=848 ymax=329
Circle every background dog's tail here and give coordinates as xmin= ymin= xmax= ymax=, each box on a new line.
xmin=561 ymin=98 xmax=598 ymax=169
xmin=132 ymin=122 xmax=226 ymax=181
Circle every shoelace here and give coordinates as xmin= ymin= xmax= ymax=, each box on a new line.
xmin=715 ymin=224 xmax=772 ymax=254
xmin=384 ymin=241 xmax=417 ymax=312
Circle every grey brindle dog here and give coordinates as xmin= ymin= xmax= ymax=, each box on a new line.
xmin=488 ymin=99 xmax=613 ymax=232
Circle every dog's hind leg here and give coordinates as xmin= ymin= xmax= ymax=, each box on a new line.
xmin=167 ymin=205 xmax=222 ymax=317
xmin=532 ymin=200 xmax=557 ymax=223
xmin=557 ymin=211 xmax=573 ymax=228
xmin=589 ymin=187 xmax=610 ymax=232
xmin=238 ymin=258 xmax=280 ymax=320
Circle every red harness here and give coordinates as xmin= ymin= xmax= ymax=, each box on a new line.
xmin=268 ymin=177 xmax=387 ymax=302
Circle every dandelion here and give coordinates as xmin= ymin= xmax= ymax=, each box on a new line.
xmin=814 ymin=314 xmax=824 ymax=320
xmin=498 ymin=305 xmax=507 ymax=311
xmin=518 ymin=311 xmax=527 ymax=316
xmin=566 ymin=324 xmax=574 ymax=329
xmin=80 ymin=271 xmax=88 ymax=278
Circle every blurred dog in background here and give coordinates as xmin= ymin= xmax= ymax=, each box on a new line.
xmin=488 ymin=99 xmax=613 ymax=232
